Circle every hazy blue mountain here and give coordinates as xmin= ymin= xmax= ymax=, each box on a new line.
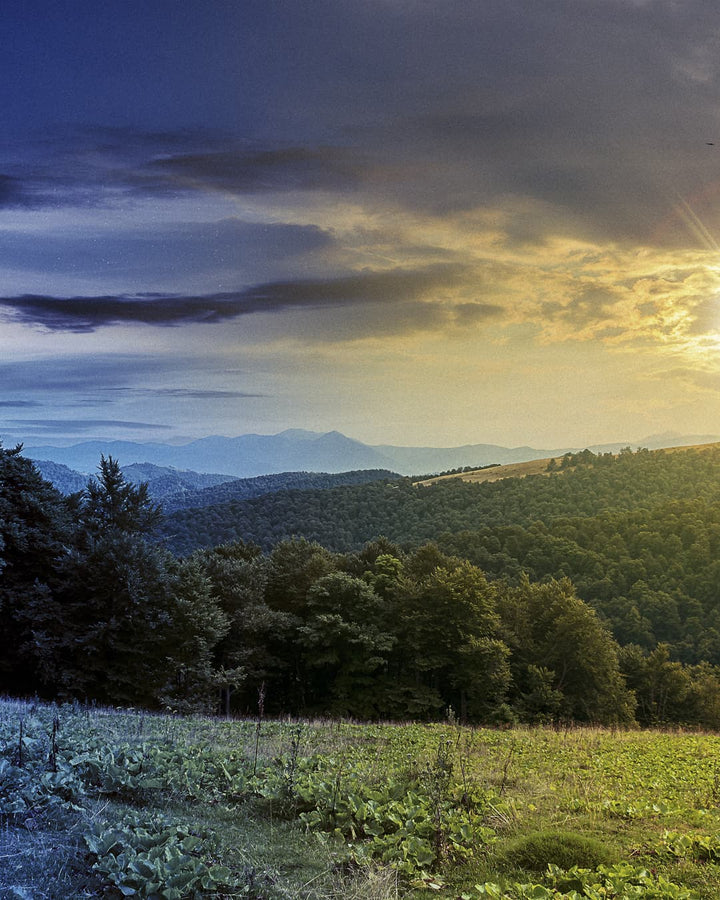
xmin=23 ymin=431 xmax=397 ymax=476
xmin=586 ymin=433 xmax=720 ymax=454
xmin=119 ymin=463 xmax=238 ymax=500
xmin=32 ymin=460 xmax=238 ymax=501
xmin=32 ymin=459 xmax=88 ymax=494
xmin=374 ymin=443 xmax=550 ymax=473
xmin=23 ymin=429 xmax=720 ymax=480
xmin=30 ymin=455 xmax=397 ymax=511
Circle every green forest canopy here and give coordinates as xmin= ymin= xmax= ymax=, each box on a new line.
xmin=4 ymin=442 xmax=720 ymax=727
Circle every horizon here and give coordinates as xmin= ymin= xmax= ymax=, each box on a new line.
xmin=3 ymin=3 xmax=720 ymax=448
xmin=12 ymin=425 xmax=720 ymax=455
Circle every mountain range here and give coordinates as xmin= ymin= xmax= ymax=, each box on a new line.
xmin=31 ymin=459 xmax=239 ymax=501
xmin=30 ymin=458 xmax=399 ymax=511
xmin=22 ymin=428 xmax=720 ymax=480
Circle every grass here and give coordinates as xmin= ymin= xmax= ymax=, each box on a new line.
xmin=498 ymin=829 xmax=619 ymax=872
xmin=414 ymin=456 xmax=560 ymax=486
xmin=415 ymin=440 xmax=720 ymax=487
xmin=3 ymin=701 xmax=720 ymax=897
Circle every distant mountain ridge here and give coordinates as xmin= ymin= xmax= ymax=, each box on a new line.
xmin=31 ymin=457 xmax=398 ymax=512
xmin=32 ymin=459 xmax=239 ymax=501
xmin=22 ymin=429 xmax=720 ymax=479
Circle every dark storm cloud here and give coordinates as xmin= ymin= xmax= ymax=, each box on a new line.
xmin=0 ymin=265 xmax=470 ymax=332
xmin=4 ymin=1 xmax=720 ymax=263
xmin=0 ymin=128 xmax=367 ymax=210
xmin=0 ymin=175 xmax=30 ymax=207
xmin=4 ymin=0 xmax=719 ymax=251
xmin=0 ymin=171 xmax=88 ymax=210
xmin=261 ymin=0 xmax=720 ymax=247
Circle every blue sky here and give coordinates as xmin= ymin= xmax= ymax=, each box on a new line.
xmin=3 ymin=1 xmax=720 ymax=449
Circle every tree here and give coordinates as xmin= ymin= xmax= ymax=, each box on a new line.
xmin=619 ymin=643 xmax=690 ymax=725
xmin=500 ymin=577 xmax=635 ymax=724
xmin=194 ymin=541 xmax=287 ymax=715
xmin=263 ymin=538 xmax=338 ymax=711
xmin=83 ymin=455 xmax=161 ymax=535
xmin=40 ymin=458 xmax=228 ymax=708
xmin=299 ymin=572 xmax=395 ymax=716
xmin=397 ymin=555 xmax=510 ymax=720
xmin=0 ymin=444 xmax=77 ymax=695
xmin=156 ymin=557 xmax=232 ymax=714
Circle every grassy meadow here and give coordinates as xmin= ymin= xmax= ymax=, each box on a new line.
xmin=3 ymin=699 xmax=720 ymax=898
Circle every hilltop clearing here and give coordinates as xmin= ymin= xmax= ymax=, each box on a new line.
xmin=415 ymin=456 xmax=562 ymax=485
xmin=416 ymin=440 xmax=720 ymax=486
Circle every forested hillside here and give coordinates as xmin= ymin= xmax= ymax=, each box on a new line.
xmin=32 ymin=459 xmax=89 ymax=494
xmin=160 ymin=468 xmax=399 ymax=512
xmin=157 ymin=445 xmax=720 ymax=668
xmin=33 ymin=457 xmax=397 ymax=511
xmin=159 ymin=445 xmax=720 ymax=553
xmin=6 ymin=441 xmax=720 ymax=728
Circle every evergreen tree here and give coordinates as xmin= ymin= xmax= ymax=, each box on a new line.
xmin=0 ymin=444 xmax=76 ymax=695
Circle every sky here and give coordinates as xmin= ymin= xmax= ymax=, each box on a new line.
xmin=3 ymin=0 xmax=720 ymax=450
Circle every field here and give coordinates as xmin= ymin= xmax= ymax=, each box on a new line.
xmin=416 ymin=441 xmax=720 ymax=488
xmin=4 ymin=701 xmax=720 ymax=898
xmin=415 ymin=458 xmax=560 ymax=487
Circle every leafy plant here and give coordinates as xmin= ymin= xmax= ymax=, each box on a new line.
xmin=471 ymin=863 xmax=700 ymax=898
xmin=84 ymin=813 xmax=240 ymax=899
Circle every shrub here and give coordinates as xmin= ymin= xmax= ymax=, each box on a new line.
xmin=500 ymin=829 xmax=618 ymax=872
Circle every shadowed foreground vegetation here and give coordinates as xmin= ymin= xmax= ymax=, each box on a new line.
xmin=4 ymin=699 xmax=720 ymax=898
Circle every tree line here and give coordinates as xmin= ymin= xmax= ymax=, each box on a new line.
xmin=4 ymin=442 xmax=720 ymax=727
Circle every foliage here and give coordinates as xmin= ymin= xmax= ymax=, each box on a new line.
xmin=499 ymin=578 xmax=635 ymax=724
xmin=472 ymin=863 xmax=700 ymax=898
xmin=6 ymin=703 xmax=720 ymax=898
xmin=160 ymin=468 xmax=399 ymax=513
xmin=12 ymin=442 xmax=720 ymax=725
xmin=499 ymin=830 xmax=618 ymax=872
xmin=0 ymin=443 xmax=78 ymax=694
xmin=0 ymin=449 xmax=232 ymax=710
xmin=84 ymin=813 xmax=239 ymax=898
xmin=156 ymin=445 xmax=720 ymax=555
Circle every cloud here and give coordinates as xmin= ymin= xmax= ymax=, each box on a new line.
xmin=0 ymin=174 xmax=33 ymax=207
xmin=146 ymin=388 xmax=266 ymax=400
xmin=142 ymin=145 xmax=366 ymax=195
xmin=1 ymin=419 xmax=172 ymax=432
xmin=0 ymin=129 xmax=368 ymax=212
xmin=541 ymin=287 xmax=625 ymax=331
xmin=0 ymin=219 xmax=333 ymax=287
xmin=0 ymin=265 xmax=473 ymax=332
xmin=0 ymin=354 xmax=224 ymax=394
xmin=646 ymin=365 xmax=720 ymax=397
xmin=0 ymin=400 xmax=42 ymax=408
xmin=2 ymin=1 xmax=720 ymax=254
